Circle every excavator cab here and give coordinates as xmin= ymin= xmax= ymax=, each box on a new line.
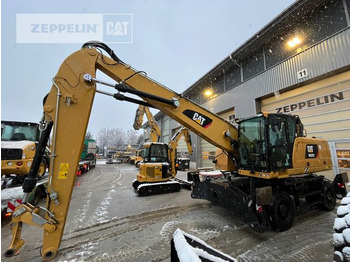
xmin=143 ymin=143 xmax=169 ymax=163
xmin=238 ymin=113 xmax=302 ymax=173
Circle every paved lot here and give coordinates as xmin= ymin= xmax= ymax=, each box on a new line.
xmin=1 ymin=161 xmax=338 ymax=261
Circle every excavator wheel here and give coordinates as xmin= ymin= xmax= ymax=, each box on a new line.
xmin=37 ymin=159 xmax=47 ymax=180
xmin=321 ymin=181 xmax=336 ymax=211
xmin=270 ymin=191 xmax=295 ymax=232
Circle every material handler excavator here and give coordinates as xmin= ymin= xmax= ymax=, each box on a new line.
xmin=4 ymin=41 xmax=346 ymax=260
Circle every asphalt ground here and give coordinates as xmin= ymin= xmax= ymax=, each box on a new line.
xmin=1 ymin=161 xmax=338 ymax=261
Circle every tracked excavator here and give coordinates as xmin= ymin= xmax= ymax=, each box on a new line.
xmin=4 ymin=41 xmax=346 ymax=260
xmin=132 ymin=126 xmax=193 ymax=195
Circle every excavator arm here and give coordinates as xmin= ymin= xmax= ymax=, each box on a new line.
xmin=168 ymin=127 xmax=193 ymax=178
xmin=133 ymin=105 xmax=161 ymax=142
xmin=5 ymin=41 xmax=238 ymax=260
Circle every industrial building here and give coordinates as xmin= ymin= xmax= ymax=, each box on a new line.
xmin=143 ymin=0 xmax=350 ymax=178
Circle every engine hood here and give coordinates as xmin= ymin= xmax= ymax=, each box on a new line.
xmin=1 ymin=140 xmax=35 ymax=150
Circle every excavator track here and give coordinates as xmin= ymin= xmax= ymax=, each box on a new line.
xmin=136 ymin=181 xmax=181 ymax=196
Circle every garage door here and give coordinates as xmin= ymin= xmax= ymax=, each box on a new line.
xmin=261 ymin=70 xmax=350 ymax=178
xmin=199 ymin=108 xmax=235 ymax=168
xmin=261 ymin=70 xmax=350 ymax=140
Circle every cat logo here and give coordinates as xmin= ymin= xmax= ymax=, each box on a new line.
xmin=182 ymin=109 xmax=213 ymax=128
xmin=193 ymin=113 xmax=206 ymax=126
xmin=305 ymin=144 xmax=318 ymax=159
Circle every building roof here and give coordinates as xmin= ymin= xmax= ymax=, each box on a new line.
xmin=183 ymin=0 xmax=328 ymax=95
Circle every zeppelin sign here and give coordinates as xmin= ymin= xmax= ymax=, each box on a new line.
xmin=276 ymin=91 xmax=344 ymax=114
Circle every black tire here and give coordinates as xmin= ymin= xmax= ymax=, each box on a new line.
xmin=37 ymin=158 xmax=47 ymax=179
xmin=270 ymin=191 xmax=295 ymax=232
xmin=321 ymin=181 xmax=336 ymax=211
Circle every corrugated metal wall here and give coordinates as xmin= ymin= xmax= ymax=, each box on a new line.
xmin=204 ymin=28 xmax=350 ymax=118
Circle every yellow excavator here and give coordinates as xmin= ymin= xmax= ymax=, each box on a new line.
xmin=131 ymin=105 xmax=193 ymax=195
xmin=130 ymin=105 xmax=161 ymax=166
xmin=132 ymin=126 xmax=193 ymax=195
xmin=4 ymin=41 xmax=346 ymax=260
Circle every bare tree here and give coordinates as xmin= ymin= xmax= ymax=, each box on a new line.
xmin=96 ymin=127 xmax=109 ymax=154
xmin=126 ymin=129 xmax=139 ymax=145
xmin=136 ymin=133 xmax=144 ymax=147
xmin=85 ymin=131 xmax=94 ymax=140
xmin=97 ymin=128 xmax=140 ymax=152
xmin=108 ymin=128 xmax=125 ymax=148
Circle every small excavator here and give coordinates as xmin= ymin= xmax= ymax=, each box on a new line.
xmin=132 ymin=105 xmax=193 ymax=195
xmin=132 ymin=126 xmax=193 ymax=195
xmin=4 ymin=41 xmax=346 ymax=260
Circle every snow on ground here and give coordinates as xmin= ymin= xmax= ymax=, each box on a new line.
xmin=89 ymin=186 xmax=116 ymax=224
xmin=160 ymin=220 xmax=180 ymax=241
xmin=75 ymin=191 xmax=92 ymax=229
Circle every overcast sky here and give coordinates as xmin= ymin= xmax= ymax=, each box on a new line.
xmin=1 ymin=0 xmax=295 ymax=137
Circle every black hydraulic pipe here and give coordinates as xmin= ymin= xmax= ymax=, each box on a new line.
xmin=22 ymin=121 xmax=53 ymax=194
xmin=81 ymin=41 xmax=121 ymax=63
xmin=114 ymin=83 xmax=177 ymax=107
xmin=113 ymin=93 xmax=155 ymax=108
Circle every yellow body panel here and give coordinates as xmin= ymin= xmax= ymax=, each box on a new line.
xmin=214 ymin=149 xmax=237 ymax=171
xmin=1 ymin=142 xmax=36 ymax=176
xmin=1 ymin=159 xmax=32 ymax=175
xmin=138 ymin=162 xmax=169 ymax=182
